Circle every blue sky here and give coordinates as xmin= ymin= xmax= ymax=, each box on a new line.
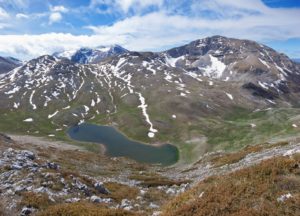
xmin=0 ymin=0 xmax=299 ymax=59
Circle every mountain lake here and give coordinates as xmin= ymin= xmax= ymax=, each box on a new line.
xmin=67 ymin=123 xmax=179 ymax=166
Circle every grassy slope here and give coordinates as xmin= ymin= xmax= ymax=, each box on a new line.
xmin=162 ymin=153 xmax=300 ymax=216
xmin=1 ymin=105 xmax=300 ymax=164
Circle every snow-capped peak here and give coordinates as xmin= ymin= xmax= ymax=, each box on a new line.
xmin=53 ymin=45 xmax=128 ymax=64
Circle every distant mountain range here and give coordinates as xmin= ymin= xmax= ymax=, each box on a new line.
xmin=1 ymin=36 xmax=300 ymax=161
xmin=292 ymin=58 xmax=300 ymax=63
xmin=0 ymin=56 xmax=22 ymax=74
xmin=53 ymin=45 xmax=128 ymax=64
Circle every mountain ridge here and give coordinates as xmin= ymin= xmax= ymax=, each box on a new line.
xmin=0 ymin=35 xmax=300 ymax=163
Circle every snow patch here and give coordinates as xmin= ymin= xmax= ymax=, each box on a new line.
xmin=23 ymin=118 xmax=33 ymax=122
xmin=165 ymin=55 xmax=184 ymax=67
xmin=225 ymin=92 xmax=233 ymax=100
xmin=5 ymin=86 xmax=20 ymax=95
xmin=91 ymin=99 xmax=95 ymax=107
xmin=267 ymin=99 xmax=276 ymax=104
xmin=258 ymin=81 xmax=269 ymax=90
xmin=13 ymin=102 xmax=20 ymax=109
xmin=148 ymin=132 xmax=155 ymax=138
xmin=137 ymin=92 xmax=158 ymax=137
xmin=29 ymin=90 xmax=37 ymax=110
xmin=258 ymin=58 xmax=270 ymax=68
xmin=84 ymin=105 xmax=90 ymax=113
xmin=202 ymin=55 xmax=226 ymax=78
xmin=48 ymin=110 xmax=59 ymax=119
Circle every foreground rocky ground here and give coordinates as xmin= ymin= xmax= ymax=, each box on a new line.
xmin=0 ymin=133 xmax=299 ymax=215
xmin=0 ymin=134 xmax=189 ymax=216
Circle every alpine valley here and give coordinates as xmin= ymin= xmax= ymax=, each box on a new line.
xmin=0 ymin=36 xmax=300 ymax=216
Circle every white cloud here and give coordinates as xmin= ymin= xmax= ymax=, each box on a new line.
xmin=116 ymin=0 xmax=163 ymax=12
xmin=0 ymin=0 xmax=28 ymax=10
xmin=0 ymin=7 xmax=10 ymax=20
xmin=49 ymin=12 xmax=62 ymax=24
xmin=51 ymin=5 xmax=69 ymax=13
xmin=0 ymin=33 xmax=130 ymax=60
xmin=90 ymin=0 xmax=163 ymax=13
xmin=16 ymin=13 xmax=29 ymax=19
xmin=0 ymin=23 xmax=10 ymax=30
xmin=0 ymin=0 xmax=300 ymax=59
xmin=86 ymin=4 xmax=300 ymax=50
xmin=48 ymin=5 xmax=68 ymax=24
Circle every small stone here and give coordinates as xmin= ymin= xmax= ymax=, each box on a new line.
xmin=90 ymin=195 xmax=101 ymax=203
xmin=166 ymin=188 xmax=176 ymax=195
xmin=21 ymin=206 xmax=34 ymax=216
xmin=94 ymin=182 xmax=110 ymax=195
xmin=11 ymin=163 xmax=22 ymax=170
xmin=149 ymin=203 xmax=159 ymax=209
xmin=140 ymin=189 xmax=146 ymax=195
xmin=47 ymin=162 xmax=59 ymax=170
xmin=20 ymin=150 xmax=35 ymax=160
xmin=66 ymin=197 xmax=81 ymax=203
xmin=277 ymin=193 xmax=293 ymax=202
xmin=121 ymin=199 xmax=132 ymax=209
xmin=152 ymin=211 xmax=162 ymax=216
xmin=124 ymin=206 xmax=133 ymax=211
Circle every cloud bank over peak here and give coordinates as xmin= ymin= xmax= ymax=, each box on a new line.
xmin=0 ymin=0 xmax=299 ymax=60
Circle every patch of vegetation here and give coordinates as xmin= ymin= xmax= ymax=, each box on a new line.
xmin=143 ymin=188 xmax=171 ymax=206
xmin=19 ymin=192 xmax=52 ymax=210
xmin=129 ymin=173 xmax=190 ymax=187
xmin=211 ymin=141 xmax=289 ymax=167
xmin=1 ymin=104 xmax=300 ymax=165
xmin=37 ymin=202 xmax=139 ymax=216
xmin=104 ymin=182 xmax=139 ymax=202
xmin=162 ymin=154 xmax=300 ymax=216
xmin=203 ymin=108 xmax=300 ymax=152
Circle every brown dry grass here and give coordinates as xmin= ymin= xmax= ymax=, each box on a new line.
xmin=104 ymin=182 xmax=139 ymax=202
xmin=143 ymin=188 xmax=171 ymax=204
xmin=0 ymin=201 xmax=5 ymax=216
xmin=162 ymin=154 xmax=300 ymax=216
xmin=211 ymin=141 xmax=289 ymax=167
xmin=129 ymin=174 xmax=190 ymax=187
xmin=37 ymin=202 xmax=140 ymax=216
xmin=19 ymin=192 xmax=52 ymax=210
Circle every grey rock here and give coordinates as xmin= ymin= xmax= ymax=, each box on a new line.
xmin=20 ymin=150 xmax=35 ymax=160
xmin=46 ymin=162 xmax=59 ymax=170
xmin=90 ymin=195 xmax=102 ymax=203
xmin=94 ymin=182 xmax=110 ymax=195
xmin=20 ymin=206 xmax=34 ymax=216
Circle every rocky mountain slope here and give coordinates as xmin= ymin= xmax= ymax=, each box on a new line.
xmin=0 ymin=133 xmax=188 ymax=216
xmin=0 ymin=133 xmax=299 ymax=215
xmin=0 ymin=36 xmax=300 ymax=163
